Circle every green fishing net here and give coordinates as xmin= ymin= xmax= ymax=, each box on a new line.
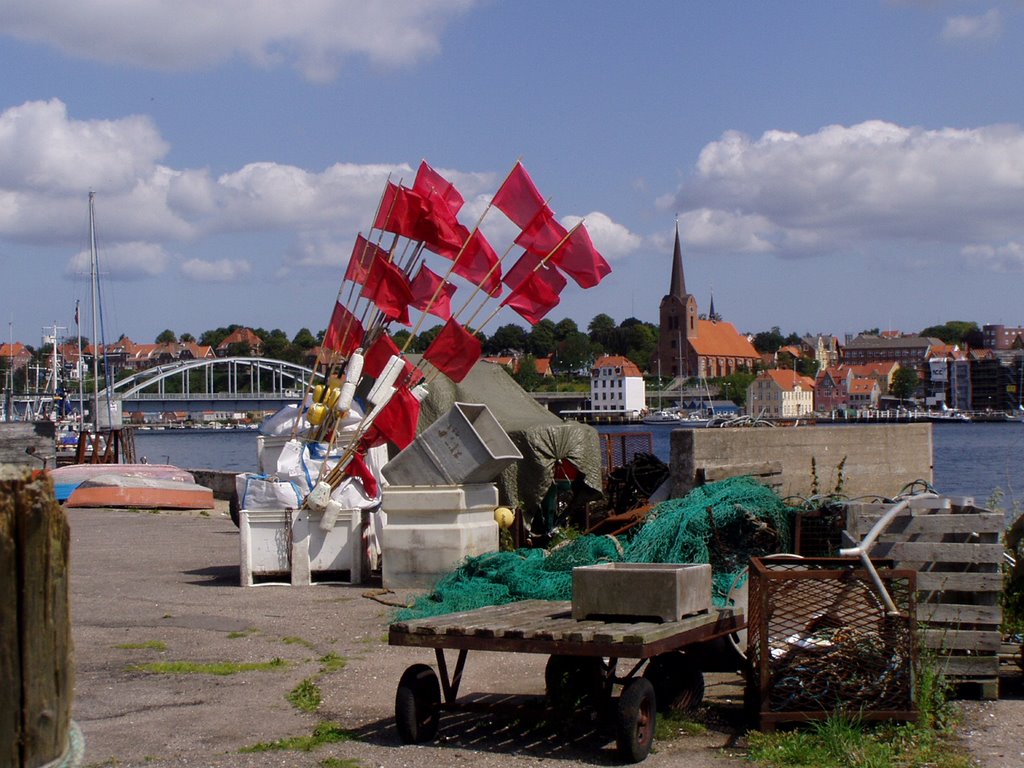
xmin=395 ymin=476 xmax=795 ymax=621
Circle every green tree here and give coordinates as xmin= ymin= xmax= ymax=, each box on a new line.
xmin=528 ymin=320 xmax=557 ymax=357
xmin=553 ymin=331 xmax=594 ymax=373
xmin=588 ymin=313 xmax=617 ymax=352
xmin=753 ymin=326 xmax=785 ymax=354
xmin=180 ymin=332 xmax=196 ymax=343
xmin=261 ymin=329 xmax=290 ymax=361
xmin=291 ymin=328 xmax=318 ymax=349
xmin=512 ymin=355 xmax=542 ymax=390
xmin=891 ymin=366 xmax=921 ymax=402
xmin=486 ymin=323 xmax=528 ymax=355
xmin=155 ymin=329 xmax=177 ymax=344
xmin=620 ymin=319 xmax=657 ymax=371
xmin=553 ymin=318 xmax=578 ymax=342
xmin=919 ymin=321 xmax=980 ymax=346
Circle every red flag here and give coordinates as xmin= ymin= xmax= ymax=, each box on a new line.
xmin=412 ymin=161 xmax=464 ymax=214
xmin=550 ymin=224 xmax=612 ymax=289
xmin=502 ymin=250 xmax=542 ymax=290
xmin=363 ymin=334 xmax=422 ymax=386
xmin=515 ymin=207 xmax=569 ymax=257
xmin=500 ymin=265 xmax=566 ymax=325
xmin=322 ymin=302 xmax=364 ymax=356
xmin=344 ymin=451 xmax=379 ymax=498
xmin=446 ymin=229 xmax=502 ymax=297
xmin=491 ymin=161 xmax=549 ymax=228
xmin=373 ymin=182 xmax=429 ymax=241
xmin=423 ymin=318 xmax=482 ymax=383
xmin=345 ymin=234 xmax=384 ymax=285
xmin=360 ymin=252 xmax=414 ymax=324
xmin=410 ymin=264 xmax=456 ymax=320
xmin=372 ymin=383 xmax=421 ymax=450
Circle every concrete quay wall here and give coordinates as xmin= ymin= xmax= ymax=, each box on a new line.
xmin=670 ymin=423 xmax=933 ymax=500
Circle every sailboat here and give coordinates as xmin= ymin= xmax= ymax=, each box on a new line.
xmin=643 ymin=358 xmax=680 ymax=424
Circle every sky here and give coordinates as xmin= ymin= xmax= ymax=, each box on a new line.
xmin=3 ymin=0 xmax=1024 ymax=350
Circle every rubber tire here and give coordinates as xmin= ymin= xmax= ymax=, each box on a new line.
xmin=616 ymin=677 xmax=656 ymax=763
xmin=394 ymin=663 xmax=441 ymax=743
xmin=544 ymin=655 xmax=605 ymax=711
xmin=643 ymin=651 xmax=705 ymax=713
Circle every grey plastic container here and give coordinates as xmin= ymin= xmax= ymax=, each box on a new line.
xmin=381 ymin=402 xmax=522 ymax=486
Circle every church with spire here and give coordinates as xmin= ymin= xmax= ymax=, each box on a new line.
xmin=656 ymin=224 xmax=760 ymax=380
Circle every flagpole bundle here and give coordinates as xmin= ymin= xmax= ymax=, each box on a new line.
xmin=291 ymin=158 xmax=612 ymax=511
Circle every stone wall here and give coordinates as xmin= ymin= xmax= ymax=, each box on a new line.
xmin=670 ymin=423 xmax=933 ymax=500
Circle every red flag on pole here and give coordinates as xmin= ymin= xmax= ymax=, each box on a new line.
xmin=423 ymin=318 xmax=482 ymax=383
xmin=410 ymin=264 xmax=457 ymax=320
xmin=345 ymin=234 xmax=385 ymax=285
xmin=322 ymin=301 xmax=364 ymax=356
xmin=344 ymin=450 xmax=380 ymax=497
xmin=491 ymin=161 xmax=549 ymax=228
xmin=360 ymin=252 xmax=414 ymax=324
xmin=362 ymin=334 xmax=422 ymax=385
xmin=372 ymin=383 xmax=421 ymax=450
xmin=500 ymin=265 xmax=566 ymax=325
xmin=412 ymin=161 xmax=464 ymax=214
xmin=514 ymin=207 xmax=568 ymax=257
xmin=373 ymin=182 xmax=429 ymax=241
xmin=450 ymin=229 xmax=502 ymax=296
xmin=550 ymin=224 xmax=611 ymax=289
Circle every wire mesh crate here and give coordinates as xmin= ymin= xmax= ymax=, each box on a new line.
xmin=746 ymin=557 xmax=917 ymax=731
xmin=598 ymin=431 xmax=654 ymax=474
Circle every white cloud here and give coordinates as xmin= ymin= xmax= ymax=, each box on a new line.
xmin=562 ymin=212 xmax=642 ymax=260
xmin=668 ymin=120 xmax=1024 ymax=262
xmin=66 ymin=241 xmax=169 ymax=279
xmin=942 ymin=8 xmax=1002 ymax=43
xmin=963 ymin=242 xmax=1024 ymax=272
xmin=0 ymin=0 xmax=477 ymax=81
xmin=180 ymin=257 xmax=251 ymax=282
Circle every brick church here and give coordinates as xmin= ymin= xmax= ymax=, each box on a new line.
xmin=655 ymin=224 xmax=760 ymax=379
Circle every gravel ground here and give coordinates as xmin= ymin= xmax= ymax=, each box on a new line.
xmin=65 ymin=504 xmax=1021 ymax=767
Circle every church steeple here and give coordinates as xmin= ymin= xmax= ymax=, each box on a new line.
xmin=669 ymin=220 xmax=686 ymax=299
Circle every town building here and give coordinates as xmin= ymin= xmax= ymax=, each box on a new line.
xmin=982 ymin=324 xmax=1024 ymax=350
xmin=0 ymin=342 xmax=33 ymax=372
xmin=216 ymin=328 xmax=264 ymax=357
xmin=746 ymin=369 xmax=815 ymax=419
xmin=656 ymin=224 xmax=760 ymax=379
xmin=842 ymin=334 xmax=939 ymax=367
xmin=590 ymin=355 xmax=645 ymax=415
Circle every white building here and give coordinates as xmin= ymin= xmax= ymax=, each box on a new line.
xmin=747 ymin=369 xmax=816 ymax=419
xmin=590 ymin=355 xmax=646 ymax=415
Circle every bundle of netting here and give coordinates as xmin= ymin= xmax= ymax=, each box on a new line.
xmin=623 ymin=475 xmax=795 ymax=604
xmin=394 ymin=477 xmax=794 ymax=621
xmin=395 ymin=535 xmax=624 ymax=621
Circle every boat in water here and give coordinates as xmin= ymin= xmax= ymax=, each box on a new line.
xmin=642 ymin=409 xmax=681 ymax=425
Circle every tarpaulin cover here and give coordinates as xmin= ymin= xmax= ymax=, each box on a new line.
xmin=407 ymin=357 xmax=602 ymax=513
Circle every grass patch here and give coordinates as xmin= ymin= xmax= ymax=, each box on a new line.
xmin=227 ymin=629 xmax=257 ymax=639
xmin=288 ymin=678 xmax=322 ymax=713
xmin=239 ymin=721 xmax=355 ymax=753
xmin=282 ymin=635 xmax=316 ymax=649
xmin=319 ymin=652 xmax=348 ymax=674
xmin=115 ymin=640 xmax=167 ymax=651
xmin=319 ymin=758 xmax=363 ymax=768
xmin=747 ymin=713 xmax=972 ymax=768
xmin=654 ymin=710 xmax=706 ymax=741
xmin=199 ymin=510 xmax=209 ymax=517
xmin=129 ymin=658 xmax=286 ymax=676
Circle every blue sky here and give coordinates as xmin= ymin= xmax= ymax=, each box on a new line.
xmin=2 ymin=1 xmax=1024 ymax=351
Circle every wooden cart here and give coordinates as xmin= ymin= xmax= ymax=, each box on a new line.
xmin=389 ymin=599 xmax=745 ymax=763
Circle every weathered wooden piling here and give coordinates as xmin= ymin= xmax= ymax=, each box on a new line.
xmin=0 ymin=466 xmax=76 ymax=767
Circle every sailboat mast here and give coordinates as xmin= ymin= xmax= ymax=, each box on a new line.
xmin=89 ymin=191 xmax=101 ymax=431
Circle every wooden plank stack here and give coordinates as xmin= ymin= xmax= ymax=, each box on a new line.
xmin=844 ymin=496 xmax=1004 ymax=698
xmin=0 ymin=466 xmax=75 ymax=767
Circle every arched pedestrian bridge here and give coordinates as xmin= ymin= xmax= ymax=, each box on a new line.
xmin=100 ymin=357 xmax=315 ymax=416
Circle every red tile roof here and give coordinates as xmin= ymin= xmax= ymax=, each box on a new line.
xmin=593 ymin=355 xmax=643 ymax=377
xmin=689 ymin=320 xmax=760 ymax=360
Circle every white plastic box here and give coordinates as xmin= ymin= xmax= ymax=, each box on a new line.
xmin=239 ymin=506 xmax=363 ymax=586
xmin=382 ymin=483 xmax=499 ymax=589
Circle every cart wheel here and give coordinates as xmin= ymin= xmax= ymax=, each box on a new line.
xmin=545 ymin=655 xmax=605 ymax=711
xmin=395 ymin=663 xmax=441 ymax=743
xmin=616 ymin=677 xmax=656 ymax=763
xmin=643 ymin=651 xmax=704 ymax=713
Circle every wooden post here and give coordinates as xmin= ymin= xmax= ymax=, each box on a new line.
xmin=0 ymin=466 xmax=74 ymax=767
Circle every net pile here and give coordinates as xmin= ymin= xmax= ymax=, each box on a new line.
xmin=395 ymin=476 xmax=795 ymax=621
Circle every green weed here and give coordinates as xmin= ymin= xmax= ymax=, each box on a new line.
xmin=227 ymin=628 xmax=257 ymax=639
xmin=239 ymin=721 xmax=355 ymax=752
xmin=288 ymin=678 xmax=322 ymax=713
xmin=282 ymin=635 xmax=316 ymax=649
xmin=318 ymin=758 xmax=363 ymax=768
xmin=653 ymin=710 xmax=705 ymax=741
xmin=115 ymin=640 xmax=166 ymax=651
xmin=319 ymin=652 xmax=348 ymax=674
xmin=128 ymin=658 xmax=286 ymax=675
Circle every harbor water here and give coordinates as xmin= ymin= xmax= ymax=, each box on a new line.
xmin=134 ymin=421 xmax=1024 ymax=510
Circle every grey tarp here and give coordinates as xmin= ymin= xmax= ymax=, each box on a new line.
xmin=409 ymin=358 xmax=603 ymax=514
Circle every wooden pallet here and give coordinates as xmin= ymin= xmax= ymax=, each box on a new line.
xmin=845 ymin=496 xmax=1004 ymax=699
